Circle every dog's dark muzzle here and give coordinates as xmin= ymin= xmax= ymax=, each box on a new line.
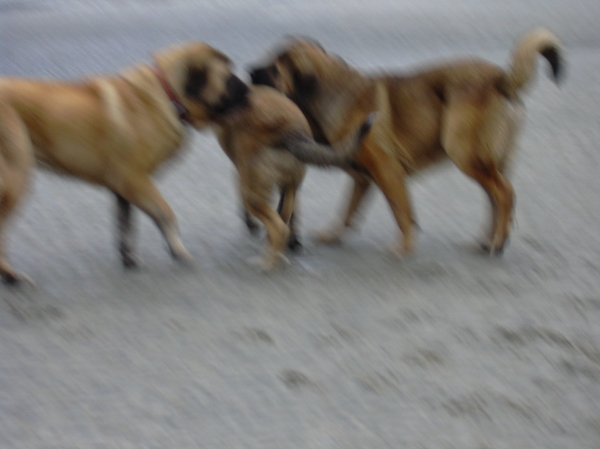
xmin=212 ymin=75 xmax=249 ymax=116
xmin=227 ymin=75 xmax=249 ymax=104
xmin=249 ymin=66 xmax=276 ymax=87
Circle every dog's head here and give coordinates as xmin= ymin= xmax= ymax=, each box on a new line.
xmin=249 ymin=39 xmax=329 ymax=104
xmin=153 ymin=42 xmax=249 ymax=128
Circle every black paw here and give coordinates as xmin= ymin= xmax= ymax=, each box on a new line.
xmin=287 ymin=234 xmax=303 ymax=252
xmin=121 ymin=252 xmax=142 ymax=269
xmin=480 ymin=240 xmax=508 ymax=257
xmin=244 ymin=211 xmax=261 ymax=236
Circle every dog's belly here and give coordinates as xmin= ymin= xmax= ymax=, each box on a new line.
xmin=387 ymin=131 xmax=446 ymax=175
xmin=32 ymin=142 xmax=109 ymax=182
xmin=406 ymin=144 xmax=448 ymax=174
xmin=28 ymin=117 xmax=184 ymax=185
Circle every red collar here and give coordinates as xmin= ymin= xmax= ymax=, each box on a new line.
xmin=153 ymin=65 xmax=191 ymax=124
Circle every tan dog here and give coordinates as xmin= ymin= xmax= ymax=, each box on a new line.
xmin=212 ymin=85 xmax=374 ymax=270
xmin=0 ymin=41 xmax=249 ymax=283
xmin=250 ymin=28 xmax=562 ymax=256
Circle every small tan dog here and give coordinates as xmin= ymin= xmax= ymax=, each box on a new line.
xmin=212 ymin=85 xmax=374 ymax=270
xmin=0 ymin=41 xmax=249 ymax=283
xmin=250 ymin=28 xmax=562 ymax=256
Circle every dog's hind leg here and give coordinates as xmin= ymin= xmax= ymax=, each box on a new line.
xmin=0 ymin=108 xmax=35 ymax=284
xmin=446 ymin=159 xmax=513 ymax=254
xmin=110 ymin=172 xmax=193 ymax=265
xmin=0 ymin=200 xmax=34 ymax=285
xmin=239 ymin=169 xmax=289 ymax=270
xmin=277 ymin=185 xmax=302 ymax=251
xmin=245 ymin=198 xmax=289 ymax=271
xmin=465 ymin=161 xmax=514 ymax=254
xmin=442 ymin=96 xmax=516 ymax=254
xmin=0 ymin=231 xmax=32 ymax=285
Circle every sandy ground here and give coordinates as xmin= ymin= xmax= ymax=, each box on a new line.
xmin=1 ymin=1 xmax=600 ymax=448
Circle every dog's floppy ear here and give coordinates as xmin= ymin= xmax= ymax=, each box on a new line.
xmin=280 ymin=52 xmax=318 ymax=96
xmin=184 ymin=67 xmax=207 ymax=99
xmin=292 ymin=70 xmax=318 ymax=95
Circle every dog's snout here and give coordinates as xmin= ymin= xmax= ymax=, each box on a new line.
xmin=249 ymin=67 xmax=274 ymax=87
xmin=211 ymin=75 xmax=249 ymax=116
xmin=227 ymin=75 xmax=249 ymax=101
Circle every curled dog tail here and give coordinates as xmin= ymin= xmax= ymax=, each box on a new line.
xmin=502 ymin=27 xmax=563 ymax=96
xmin=282 ymin=113 xmax=376 ymax=167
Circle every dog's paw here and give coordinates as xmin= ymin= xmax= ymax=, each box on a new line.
xmin=480 ymin=240 xmax=507 ymax=257
xmin=278 ymin=253 xmax=291 ymax=266
xmin=246 ymin=253 xmax=290 ymax=272
xmin=312 ymin=226 xmax=344 ymax=245
xmin=244 ymin=214 xmax=261 ymax=236
xmin=122 ymin=252 xmax=144 ymax=269
xmin=387 ymin=240 xmax=415 ymax=258
xmin=173 ymin=249 xmax=195 ymax=267
xmin=287 ymin=234 xmax=304 ymax=252
xmin=2 ymin=270 xmax=35 ymax=287
xmin=387 ymin=243 xmax=405 ymax=258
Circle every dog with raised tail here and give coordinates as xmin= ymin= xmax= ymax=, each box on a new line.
xmin=250 ymin=28 xmax=563 ymax=257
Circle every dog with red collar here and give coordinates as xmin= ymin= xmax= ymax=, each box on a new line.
xmin=0 ymin=41 xmax=248 ymax=283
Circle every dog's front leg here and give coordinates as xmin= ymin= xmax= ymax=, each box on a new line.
xmin=243 ymin=209 xmax=260 ymax=235
xmin=357 ymin=146 xmax=415 ymax=256
xmin=111 ymin=173 xmax=193 ymax=266
xmin=115 ymin=194 xmax=140 ymax=268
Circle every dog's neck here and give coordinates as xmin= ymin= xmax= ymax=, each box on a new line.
xmin=153 ymin=65 xmax=191 ymax=124
xmin=300 ymin=72 xmax=375 ymax=143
